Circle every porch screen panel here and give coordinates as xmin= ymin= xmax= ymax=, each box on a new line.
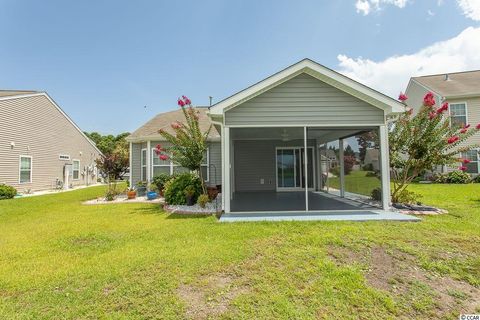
xmin=277 ymin=149 xmax=295 ymax=188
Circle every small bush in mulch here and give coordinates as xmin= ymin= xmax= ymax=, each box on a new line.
xmin=0 ymin=184 xmax=17 ymax=200
xmin=164 ymin=173 xmax=202 ymax=205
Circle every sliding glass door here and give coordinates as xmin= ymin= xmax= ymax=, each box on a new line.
xmin=276 ymin=147 xmax=314 ymax=191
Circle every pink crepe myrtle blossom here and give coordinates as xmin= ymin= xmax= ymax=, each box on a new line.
xmin=436 ymin=102 xmax=449 ymax=114
xmin=182 ymin=95 xmax=192 ymax=105
xmin=459 ymin=166 xmax=467 ymax=171
xmin=159 ymin=154 xmax=168 ymax=161
xmin=460 ymin=124 xmax=470 ymax=134
xmin=447 ymin=136 xmax=460 ymax=144
xmin=398 ymin=92 xmax=408 ymax=102
xmin=171 ymin=122 xmax=183 ymax=129
xmin=463 ymin=159 xmax=472 ymax=164
xmin=476 ymin=123 xmax=480 ymax=130
xmin=177 ymin=98 xmax=185 ymax=107
xmin=428 ymin=111 xmax=437 ymax=120
xmin=423 ymin=92 xmax=436 ymax=107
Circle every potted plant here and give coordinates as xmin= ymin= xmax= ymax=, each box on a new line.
xmin=206 ymin=186 xmax=218 ymax=200
xmin=126 ymin=187 xmax=137 ymax=200
xmin=147 ymin=184 xmax=158 ymax=200
xmin=184 ymin=185 xmax=196 ymax=206
xmin=136 ymin=181 xmax=147 ymax=197
xmin=152 ymin=173 xmax=171 ymax=197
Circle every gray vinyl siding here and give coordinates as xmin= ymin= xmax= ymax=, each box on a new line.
xmin=0 ymin=95 xmax=101 ymax=192
xmin=130 ymin=141 xmax=222 ymax=187
xmin=208 ymin=142 xmax=222 ymax=186
xmin=405 ymin=81 xmax=442 ymax=115
xmin=233 ymin=139 xmax=316 ymax=192
xmin=130 ymin=142 xmax=143 ymax=186
xmin=225 ymin=73 xmax=385 ymax=126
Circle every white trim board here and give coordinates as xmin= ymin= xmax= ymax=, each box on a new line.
xmin=209 ymin=58 xmax=405 ymax=116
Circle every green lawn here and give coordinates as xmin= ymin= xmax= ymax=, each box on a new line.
xmin=0 ymin=184 xmax=479 ymax=319
xmin=329 ymin=170 xmax=381 ymax=196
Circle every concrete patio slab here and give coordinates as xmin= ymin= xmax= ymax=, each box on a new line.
xmin=219 ymin=210 xmax=421 ymax=222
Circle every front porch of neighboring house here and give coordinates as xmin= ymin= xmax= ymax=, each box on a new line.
xmin=221 ymin=126 xmax=391 ymax=214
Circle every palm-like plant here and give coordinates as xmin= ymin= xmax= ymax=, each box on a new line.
xmin=155 ymin=96 xmax=211 ymax=194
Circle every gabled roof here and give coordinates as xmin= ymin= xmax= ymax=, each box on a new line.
xmin=209 ymin=58 xmax=405 ymax=116
xmin=127 ymin=107 xmax=220 ymax=142
xmin=0 ymin=89 xmax=38 ymax=97
xmin=412 ymin=70 xmax=480 ymax=98
xmin=0 ymin=91 xmax=103 ymax=155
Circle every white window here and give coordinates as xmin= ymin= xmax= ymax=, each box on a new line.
xmin=151 ymin=147 xmax=209 ymax=181
xmin=19 ymin=156 xmax=32 ymax=183
xmin=141 ymin=148 xmax=147 ymax=181
xmin=462 ymin=150 xmax=479 ymax=174
xmin=72 ymin=160 xmax=80 ymax=180
xmin=59 ymin=154 xmax=71 ymax=161
xmin=450 ymin=103 xmax=467 ymax=128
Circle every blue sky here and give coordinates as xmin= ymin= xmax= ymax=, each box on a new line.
xmin=1 ymin=0 xmax=479 ymax=134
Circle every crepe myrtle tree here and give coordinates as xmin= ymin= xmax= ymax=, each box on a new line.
xmin=154 ymin=95 xmax=211 ymax=194
xmin=389 ymin=91 xmax=480 ymax=203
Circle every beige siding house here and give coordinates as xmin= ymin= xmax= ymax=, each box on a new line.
xmin=0 ymin=91 xmax=102 ymax=192
xmin=129 ymin=59 xmax=405 ymax=214
xmin=405 ymin=70 xmax=480 ymax=174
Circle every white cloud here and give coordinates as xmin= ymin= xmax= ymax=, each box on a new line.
xmin=427 ymin=9 xmax=435 ymax=16
xmin=457 ymin=0 xmax=480 ymax=21
xmin=336 ymin=27 xmax=480 ymax=97
xmin=355 ymin=0 xmax=408 ymax=15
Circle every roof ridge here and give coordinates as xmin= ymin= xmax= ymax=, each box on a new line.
xmin=413 ymin=69 xmax=480 ymax=78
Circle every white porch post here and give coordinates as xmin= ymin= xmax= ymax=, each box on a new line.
xmin=146 ymin=140 xmax=151 ymax=183
xmin=316 ymin=139 xmax=321 ymax=191
xmin=339 ymin=139 xmax=345 ymax=198
xmin=379 ymin=125 xmax=391 ymax=210
xmin=304 ymin=126 xmax=308 ymax=211
xmin=129 ymin=141 xmax=133 ymax=187
xmin=224 ymin=127 xmax=231 ymax=213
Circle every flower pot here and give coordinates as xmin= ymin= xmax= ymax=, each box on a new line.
xmin=207 ymin=186 xmax=218 ymax=200
xmin=127 ymin=190 xmax=137 ymax=199
xmin=147 ymin=191 xmax=158 ymax=200
xmin=185 ymin=195 xmax=195 ymax=206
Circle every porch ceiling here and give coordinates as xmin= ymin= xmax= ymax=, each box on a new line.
xmin=230 ymin=127 xmax=372 ymax=143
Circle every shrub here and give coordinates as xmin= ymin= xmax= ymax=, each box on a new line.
xmin=164 ymin=173 xmax=202 ymax=205
xmin=370 ymin=187 xmax=382 ymax=201
xmin=444 ymin=171 xmax=471 ymax=184
xmin=151 ymin=173 xmax=173 ymax=193
xmin=363 ymin=163 xmax=374 ymax=171
xmin=365 ymin=171 xmax=377 ymax=177
xmin=392 ymin=189 xmax=422 ymax=204
xmin=472 ymin=175 xmax=480 ymax=183
xmin=343 ymin=156 xmax=355 ymax=175
xmin=197 ymin=194 xmax=210 ymax=208
xmin=0 ymin=184 xmax=17 ymax=200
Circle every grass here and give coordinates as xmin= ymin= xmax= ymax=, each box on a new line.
xmin=329 ymin=170 xmax=381 ymax=196
xmin=0 ymin=184 xmax=479 ymax=319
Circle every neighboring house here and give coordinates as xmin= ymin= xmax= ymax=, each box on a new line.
xmin=405 ymin=70 xmax=480 ymax=174
xmin=128 ymin=59 xmax=405 ymax=213
xmin=364 ymin=149 xmax=380 ymax=171
xmin=0 ymin=90 xmax=102 ymax=192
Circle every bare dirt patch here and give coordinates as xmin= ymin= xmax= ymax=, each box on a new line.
xmin=328 ymin=245 xmax=480 ymax=317
xmin=177 ymin=272 xmax=249 ymax=320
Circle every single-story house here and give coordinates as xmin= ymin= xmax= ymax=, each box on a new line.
xmin=0 ymin=90 xmax=102 ymax=192
xmin=405 ymin=70 xmax=480 ymax=174
xmin=127 ymin=59 xmax=405 ymax=213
